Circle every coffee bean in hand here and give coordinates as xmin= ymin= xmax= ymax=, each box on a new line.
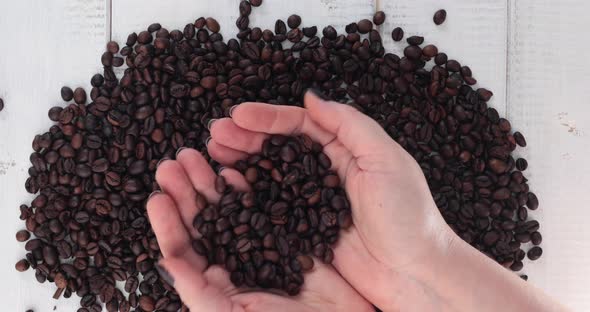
xmin=192 ymin=135 xmax=350 ymax=295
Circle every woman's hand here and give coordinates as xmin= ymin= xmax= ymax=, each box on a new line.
xmin=146 ymin=100 xmax=373 ymax=311
xmin=203 ymin=91 xmax=457 ymax=311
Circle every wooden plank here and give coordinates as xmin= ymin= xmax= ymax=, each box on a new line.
xmin=0 ymin=0 xmax=109 ymax=311
xmin=507 ymin=0 xmax=590 ymax=310
xmin=379 ymin=0 xmax=508 ymax=116
xmin=112 ymin=0 xmax=376 ymax=45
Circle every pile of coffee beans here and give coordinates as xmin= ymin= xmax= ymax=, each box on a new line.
xmin=192 ymin=134 xmax=350 ymax=295
xmin=15 ymin=0 xmax=541 ymax=310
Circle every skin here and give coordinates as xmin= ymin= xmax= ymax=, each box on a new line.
xmin=147 ymin=91 xmax=569 ymax=312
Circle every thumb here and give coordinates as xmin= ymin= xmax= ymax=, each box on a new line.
xmin=304 ymin=90 xmax=395 ymax=158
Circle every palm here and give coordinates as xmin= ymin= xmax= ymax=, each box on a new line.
xmin=201 ymin=92 xmax=451 ymax=310
xmin=147 ymin=141 xmax=371 ymax=311
xmin=148 ymin=92 xmax=450 ymax=311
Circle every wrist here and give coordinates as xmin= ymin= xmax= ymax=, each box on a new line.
xmin=409 ymin=222 xmax=461 ymax=286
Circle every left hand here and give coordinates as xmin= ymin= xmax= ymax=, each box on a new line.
xmin=146 ymin=148 xmax=373 ymax=312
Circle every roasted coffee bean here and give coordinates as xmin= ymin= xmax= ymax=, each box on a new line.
xmin=373 ymin=11 xmax=386 ymax=25
xmin=527 ymin=246 xmax=543 ymax=260
xmin=61 ymin=86 xmax=74 ymax=101
xmin=139 ymin=296 xmax=155 ymax=311
xmin=515 ymin=158 xmax=528 ymax=171
xmin=302 ymin=26 xmax=317 ymax=37
xmin=73 ymin=88 xmax=87 ymax=104
xmin=422 ymin=44 xmax=438 ymax=57
xmin=527 ymin=192 xmax=539 ymax=210
xmin=433 ymin=9 xmax=447 ymax=25
xmin=16 ymin=230 xmax=31 ymax=242
xmin=407 ymin=35 xmax=424 ymax=45
xmin=15 ymin=259 xmax=30 ymax=272
xmin=357 ymin=19 xmax=373 ymax=34
xmin=287 ymin=14 xmax=301 ymax=29
xmin=514 ymin=131 xmax=527 ymax=147
xmin=391 ymin=27 xmax=404 ymax=41
xmin=206 ymin=17 xmax=220 ymax=33
xmin=239 ymin=1 xmax=252 ymax=16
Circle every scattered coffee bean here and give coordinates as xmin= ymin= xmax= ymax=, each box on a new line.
xmin=16 ymin=259 xmax=30 ymax=272
xmin=391 ymin=27 xmax=404 ymax=41
xmin=60 ymin=86 xmax=73 ymax=101
xmin=357 ymin=19 xmax=373 ymax=34
xmin=531 ymin=232 xmax=542 ymax=245
xmin=373 ymin=11 xmax=386 ymax=25
xmin=287 ymin=14 xmax=301 ymax=29
xmin=206 ymin=17 xmax=220 ymax=33
xmin=527 ymin=246 xmax=543 ymax=260
xmin=433 ymin=9 xmax=447 ymax=25
xmin=16 ymin=230 xmax=31 ymax=242
xmin=514 ymin=131 xmax=527 ymax=147
xmin=516 ymin=158 xmax=528 ymax=171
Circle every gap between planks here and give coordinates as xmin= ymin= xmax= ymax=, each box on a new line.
xmin=108 ymin=0 xmax=113 ymax=41
xmin=504 ymin=0 xmax=512 ymax=119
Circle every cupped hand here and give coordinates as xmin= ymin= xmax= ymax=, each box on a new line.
xmin=146 ymin=125 xmax=373 ymax=311
xmin=204 ymin=91 xmax=457 ymax=311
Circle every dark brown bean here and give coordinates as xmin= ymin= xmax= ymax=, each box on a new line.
xmin=433 ymin=9 xmax=447 ymax=25
xmin=373 ymin=11 xmax=386 ymax=25
xmin=527 ymin=246 xmax=543 ymax=260
xmin=391 ymin=27 xmax=404 ymax=41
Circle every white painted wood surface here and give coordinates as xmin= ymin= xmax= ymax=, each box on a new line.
xmin=1 ymin=0 xmax=589 ymax=310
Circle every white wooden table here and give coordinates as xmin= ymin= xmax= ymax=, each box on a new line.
xmin=1 ymin=0 xmax=589 ymax=311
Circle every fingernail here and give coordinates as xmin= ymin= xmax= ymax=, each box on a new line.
xmin=228 ymin=105 xmax=239 ymax=118
xmin=148 ymin=190 xmax=162 ymax=201
xmin=205 ymin=136 xmax=212 ymax=147
xmin=176 ymin=147 xmax=188 ymax=158
xmin=156 ymin=157 xmax=170 ymax=168
xmin=217 ymin=166 xmax=226 ymax=174
xmin=207 ymin=118 xmax=218 ymax=130
xmin=155 ymin=263 xmax=175 ymax=286
xmin=306 ymin=88 xmax=330 ymax=101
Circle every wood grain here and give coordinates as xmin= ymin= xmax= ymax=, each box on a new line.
xmin=507 ymin=0 xmax=590 ymax=310
xmin=0 ymin=0 xmax=108 ymax=310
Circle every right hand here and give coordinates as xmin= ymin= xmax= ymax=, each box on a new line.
xmin=207 ymin=91 xmax=457 ymax=311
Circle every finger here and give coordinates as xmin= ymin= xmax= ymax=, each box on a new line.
xmin=147 ymin=192 xmax=194 ymax=259
xmin=229 ymin=100 xmax=359 ymax=180
xmin=155 ymin=160 xmax=200 ymax=237
xmin=210 ymin=118 xmax=268 ymax=154
xmin=208 ymin=139 xmax=249 ymax=167
xmin=319 ymin=139 xmax=357 ymax=183
xmin=159 ymin=258 xmax=236 ymax=312
xmin=230 ymin=102 xmax=334 ymax=146
xmin=176 ymin=148 xmax=221 ymax=203
xmin=304 ymin=90 xmax=397 ymax=161
xmin=219 ymin=168 xmax=251 ymax=192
